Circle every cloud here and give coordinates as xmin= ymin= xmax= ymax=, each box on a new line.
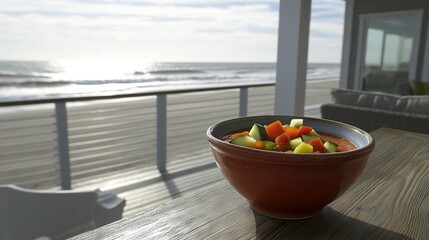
xmin=0 ymin=0 xmax=344 ymax=62
xmin=309 ymin=0 xmax=345 ymax=63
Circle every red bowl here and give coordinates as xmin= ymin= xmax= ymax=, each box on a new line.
xmin=207 ymin=116 xmax=375 ymax=219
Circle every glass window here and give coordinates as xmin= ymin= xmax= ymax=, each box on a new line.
xmin=359 ymin=12 xmax=422 ymax=94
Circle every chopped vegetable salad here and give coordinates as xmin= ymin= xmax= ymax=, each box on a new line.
xmin=227 ymin=119 xmax=339 ymax=154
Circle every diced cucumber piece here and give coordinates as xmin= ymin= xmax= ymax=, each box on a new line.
xmin=293 ymin=142 xmax=313 ymax=153
xmin=324 ymin=141 xmax=338 ymax=153
xmin=289 ymin=137 xmax=303 ymax=150
xmin=264 ymin=141 xmax=276 ymax=150
xmin=309 ymin=129 xmax=320 ymax=137
xmin=301 ymin=134 xmax=317 ymax=142
xmin=249 ymin=123 xmax=268 ymax=141
xmin=230 ymin=135 xmax=256 ymax=148
xmin=290 ymin=119 xmax=303 ymax=128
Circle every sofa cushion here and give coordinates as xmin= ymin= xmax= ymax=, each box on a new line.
xmin=331 ymin=88 xmax=429 ymax=115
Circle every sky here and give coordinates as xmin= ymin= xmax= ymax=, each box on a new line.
xmin=0 ymin=0 xmax=345 ymax=63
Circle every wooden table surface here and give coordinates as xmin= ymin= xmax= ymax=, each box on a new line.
xmin=72 ymin=128 xmax=429 ymax=240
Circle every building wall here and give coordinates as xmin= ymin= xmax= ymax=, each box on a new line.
xmin=347 ymin=0 xmax=429 ymax=87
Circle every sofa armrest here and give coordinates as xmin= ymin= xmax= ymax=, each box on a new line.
xmin=321 ymin=103 xmax=429 ymax=134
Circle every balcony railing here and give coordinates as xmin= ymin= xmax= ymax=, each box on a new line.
xmin=0 ymin=82 xmax=279 ymax=191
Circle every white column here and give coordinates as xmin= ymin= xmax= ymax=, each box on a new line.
xmin=339 ymin=0 xmax=355 ymax=89
xmin=274 ymin=0 xmax=311 ymax=116
xmin=421 ymin=18 xmax=429 ymax=83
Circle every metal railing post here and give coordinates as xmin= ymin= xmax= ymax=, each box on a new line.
xmin=157 ymin=94 xmax=167 ymax=173
xmin=239 ymin=87 xmax=248 ymax=117
xmin=55 ymin=101 xmax=72 ymax=190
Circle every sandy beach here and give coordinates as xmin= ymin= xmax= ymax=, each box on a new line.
xmin=305 ymin=79 xmax=337 ymax=106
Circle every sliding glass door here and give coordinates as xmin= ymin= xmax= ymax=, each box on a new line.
xmin=355 ymin=10 xmax=422 ymax=94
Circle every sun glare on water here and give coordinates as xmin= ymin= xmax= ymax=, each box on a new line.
xmin=54 ymin=59 xmax=152 ymax=81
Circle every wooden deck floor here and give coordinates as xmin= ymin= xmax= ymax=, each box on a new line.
xmin=105 ymin=151 xmax=222 ymax=217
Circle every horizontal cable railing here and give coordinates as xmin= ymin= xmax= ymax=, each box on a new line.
xmin=0 ymin=82 xmax=275 ymax=190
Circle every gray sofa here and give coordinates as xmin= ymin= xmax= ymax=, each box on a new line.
xmin=321 ymin=88 xmax=429 ymax=134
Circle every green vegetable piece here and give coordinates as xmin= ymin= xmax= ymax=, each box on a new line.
xmin=309 ymin=129 xmax=320 ymax=137
xmin=293 ymin=142 xmax=313 ymax=153
xmin=264 ymin=141 xmax=276 ymax=150
xmin=230 ymin=135 xmax=256 ymax=148
xmin=289 ymin=137 xmax=303 ymax=150
xmin=301 ymin=134 xmax=317 ymax=142
xmin=324 ymin=141 xmax=338 ymax=153
xmin=249 ymin=123 xmax=268 ymax=141
xmin=290 ymin=118 xmax=303 ymax=128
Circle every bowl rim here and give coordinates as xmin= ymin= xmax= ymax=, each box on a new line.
xmin=207 ymin=115 xmax=375 ymax=164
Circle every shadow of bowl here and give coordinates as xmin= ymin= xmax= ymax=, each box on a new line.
xmin=252 ymin=206 xmax=413 ymax=239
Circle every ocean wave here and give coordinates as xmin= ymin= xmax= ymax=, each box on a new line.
xmin=0 ymin=71 xmax=49 ymax=78
xmin=0 ymin=62 xmax=341 ymax=101
xmin=134 ymin=69 xmax=203 ymax=75
xmin=0 ymin=73 xmax=341 ymax=88
xmin=0 ymin=74 xmax=243 ymax=88
xmin=0 ymin=81 xmax=70 ymax=87
xmin=235 ymin=70 xmax=257 ymax=74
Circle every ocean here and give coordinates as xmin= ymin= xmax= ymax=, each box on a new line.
xmin=0 ymin=61 xmax=340 ymax=102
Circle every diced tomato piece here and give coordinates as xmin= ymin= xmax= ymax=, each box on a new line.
xmin=298 ymin=126 xmax=313 ymax=136
xmin=284 ymin=125 xmax=300 ymax=140
xmin=275 ymin=133 xmax=290 ymax=145
xmin=274 ymin=142 xmax=290 ymax=152
xmin=308 ymin=137 xmax=327 ymax=153
xmin=231 ymin=131 xmax=249 ymax=140
xmin=264 ymin=120 xmax=285 ymax=142
xmin=255 ymin=141 xmax=265 ymax=149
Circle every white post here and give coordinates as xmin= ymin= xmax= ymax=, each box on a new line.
xmin=55 ymin=101 xmax=71 ymax=190
xmin=239 ymin=87 xmax=248 ymax=117
xmin=274 ymin=0 xmax=311 ymax=116
xmin=156 ymin=94 xmax=167 ymax=173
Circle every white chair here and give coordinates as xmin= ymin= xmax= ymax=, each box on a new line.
xmin=0 ymin=185 xmax=125 ymax=240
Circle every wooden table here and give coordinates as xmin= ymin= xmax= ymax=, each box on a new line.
xmin=72 ymin=128 xmax=429 ymax=240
